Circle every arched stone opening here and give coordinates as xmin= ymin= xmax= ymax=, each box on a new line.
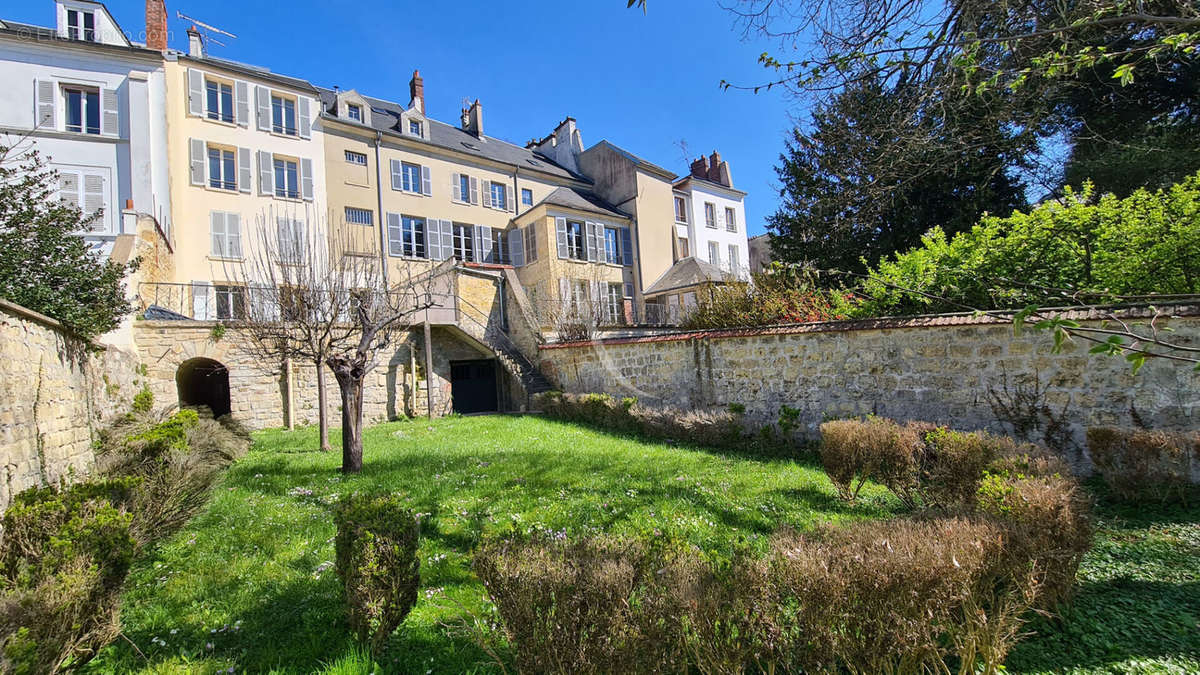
xmin=176 ymin=357 xmax=231 ymax=418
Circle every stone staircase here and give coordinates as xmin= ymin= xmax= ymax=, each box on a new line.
xmin=454 ymin=296 xmax=555 ymax=398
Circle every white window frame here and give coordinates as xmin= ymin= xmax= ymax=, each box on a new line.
xmin=271 ymin=94 xmax=298 ymax=136
xmin=728 ymin=244 xmax=740 ymax=274
xmin=704 ymin=202 xmax=717 ymax=229
xmin=205 ymin=77 xmax=235 ymax=124
xmin=388 ymin=215 xmax=426 ymax=259
xmin=277 ymin=217 xmax=306 ymax=264
xmin=452 ymin=223 xmax=474 ymax=262
xmin=274 ymin=156 xmax=300 ymax=199
xmin=207 ymin=144 xmax=237 ymax=191
xmin=66 ymin=9 xmax=96 ymax=41
xmin=490 ymin=182 xmax=507 ymax=210
xmin=674 ymin=196 xmax=688 ymax=223
xmin=62 ymin=85 xmax=100 ymax=135
xmin=725 ymin=207 xmax=737 ymax=233
xmin=605 ymin=282 xmax=623 ymax=324
xmin=708 ymin=241 xmax=720 ymax=266
xmin=565 ymin=220 xmax=585 ymax=261
xmin=401 ymin=162 xmax=421 ymax=193
xmin=214 ymin=285 xmax=245 ymax=320
xmin=347 ymin=103 xmax=362 ymax=122
xmin=521 ymin=188 xmax=534 ymax=206
xmin=409 ymin=120 xmax=423 ymax=136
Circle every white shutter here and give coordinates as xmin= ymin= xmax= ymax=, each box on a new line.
xmin=300 ymin=158 xmax=314 ymax=201
xmin=258 ymin=151 xmax=273 ymax=195
xmin=101 ymin=88 xmax=119 ymax=136
xmin=255 ymin=86 xmax=270 ymax=131
xmin=482 ymin=181 xmax=493 ymax=208
xmin=250 ymin=286 xmax=279 ymax=321
xmin=235 ymin=81 xmax=249 ymax=127
xmin=35 ymin=80 xmax=56 ymax=128
xmin=386 ymin=213 xmax=402 ymax=256
xmin=189 ymin=138 xmax=205 ymax=186
xmin=556 ymin=217 xmax=568 ymax=259
xmin=59 ymin=171 xmax=80 ymax=208
xmin=298 ymin=96 xmax=312 ymax=139
xmin=227 ymin=214 xmax=242 ymax=258
xmin=469 ymin=176 xmax=479 ymax=204
xmin=509 ymin=228 xmax=525 ymax=267
xmin=476 ymin=225 xmax=494 ymax=263
xmin=390 ymin=159 xmax=402 ymax=191
xmin=585 ymin=222 xmax=598 ymax=262
xmin=506 ymin=187 xmax=516 ymax=212
xmin=440 ymin=220 xmax=453 ymax=260
xmin=187 ymin=69 xmax=203 ymax=117
xmin=427 ymin=219 xmax=442 ymax=261
xmin=192 ymin=281 xmax=212 ymax=320
xmin=237 ymin=148 xmax=251 ymax=194
xmin=558 ymin=278 xmax=570 ymax=312
xmin=526 ymin=224 xmax=538 ymax=263
xmin=451 ymin=173 xmax=461 ymax=202
xmin=83 ymin=174 xmax=105 ymax=230
xmin=421 ymin=165 xmax=432 ymax=196
xmin=211 ymin=211 xmax=226 ymax=256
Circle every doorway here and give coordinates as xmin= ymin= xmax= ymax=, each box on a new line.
xmin=450 ymin=359 xmax=499 ymax=414
xmin=176 ymin=357 xmax=232 ymax=418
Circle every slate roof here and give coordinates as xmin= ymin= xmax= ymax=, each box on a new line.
xmin=316 ymin=87 xmax=586 ymax=182
xmin=643 ymin=256 xmax=728 ymax=296
xmin=537 ymin=187 xmax=629 ymax=219
xmin=180 ymin=54 xmax=316 ymax=92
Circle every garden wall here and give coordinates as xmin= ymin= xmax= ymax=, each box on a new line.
xmin=538 ymin=305 xmax=1200 ymax=471
xmin=0 ymin=299 xmax=139 ymax=507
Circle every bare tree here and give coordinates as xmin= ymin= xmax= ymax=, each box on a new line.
xmin=224 ymin=206 xmax=442 ymax=473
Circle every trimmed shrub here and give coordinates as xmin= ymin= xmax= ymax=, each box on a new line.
xmin=1086 ymin=427 xmax=1198 ymax=502
xmin=818 ymin=417 xmax=924 ymax=503
xmin=96 ymin=408 xmax=251 ymax=549
xmin=0 ymin=480 xmax=137 ymax=674
xmin=536 ymin=391 xmax=746 ymax=450
xmin=333 ymin=494 xmax=420 ymax=656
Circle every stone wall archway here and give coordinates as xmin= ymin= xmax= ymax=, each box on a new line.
xmin=176 ymin=357 xmax=231 ymax=418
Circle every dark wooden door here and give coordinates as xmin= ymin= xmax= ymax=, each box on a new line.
xmin=450 ymin=359 xmax=498 ymax=414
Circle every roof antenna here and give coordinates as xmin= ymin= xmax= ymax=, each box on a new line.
xmin=175 ymin=11 xmax=237 ymax=48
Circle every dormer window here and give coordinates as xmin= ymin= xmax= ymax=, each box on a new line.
xmin=66 ymin=9 xmax=96 ymax=41
xmin=347 ymin=104 xmax=362 ymax=122
xmin=409 ymin=120 xmax=422 ymax=137
xmin=271 ymin=95 xmax=297 ymax=136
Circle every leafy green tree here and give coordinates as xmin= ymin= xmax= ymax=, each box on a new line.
xmin=0 ymin=139 xmax=137 ymax=339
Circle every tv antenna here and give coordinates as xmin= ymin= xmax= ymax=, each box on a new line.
xmin=176 ymin=11 xmax=237 ymax=48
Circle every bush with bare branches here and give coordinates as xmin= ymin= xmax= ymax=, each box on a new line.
xmin=1086 ymin=427 xmax=1199 ymax=503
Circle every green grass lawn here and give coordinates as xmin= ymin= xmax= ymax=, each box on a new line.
xmin=87 ymin=415 xmax=1200 ymax=674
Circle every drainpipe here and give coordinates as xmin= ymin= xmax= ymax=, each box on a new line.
xmin=373 ymin=131 xmax=389 ymax=286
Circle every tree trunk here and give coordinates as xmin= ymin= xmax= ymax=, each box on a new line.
xmin=315 ymin=357 xmax=332 ymax=452
xmin=329 ymin=360 xmax=365 ymax=474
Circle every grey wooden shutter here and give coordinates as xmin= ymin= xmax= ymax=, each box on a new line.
xmin=187 ymin=69 xmax=203 ymax=117
xmin=482 ymin=181 xmax=493 ymax=208
xmin=235 ymin=81 xmax=249 ymax=127
xmin=386 ymin=213 xmax=402 ymax=256
xmin=476 ymin=225 xmax=494 ymax=263
xmin=189 ymin=138 xmax=205 ymax=185
xmin=427 ymin=219 xmax=442 ymax=261
xmin=192 ymin=281 xmax=212 ymax=320
xmin=621 ymin=227 xmax=633 ymax=266
xmin=585 ymin=222 xmax=598 ymax=262
xmin=298 ymin=97 xmax=311 ymax=139
xmin=555 ymin=217 xmax=568 ymax=259
xmin=101 ymin=88 xmax=119 ymax=136
xmin=59 ymin=172 xmax=80 ymax=207
xmin=506 ymin=187 xmax=516 ymax=212
xmin=227 ymin=213 xmax=242 ymax=258
xmin=421 ymin=165 xmax=432 ymax=196
xmin=255 ymin=86 xmax=270 ymax=131
xmin=509 ymin=228 xmax=524 ymax=267
xmin=526 ymin=224 xmax=538 ymax=263
xmin=469 ymin=176 xmax=479 ymax=204
xmin=257 ymin=151 xmax=273 ymax=195
xmin=83 ymin=174 xmax=105 ymax=229
xmin=36 ymin=80 xmax=56 ymax=128
xmin=451 ymin=173 xmax=461 ymax=202
xmin=237 ymin=148 xmax=251 ymax=193
xmin=440 ymin=220 xmax=453 ymax=260
xmin=390 ymin=160 xmax=402 ymax=191
xmin=300 ymin=158 xmax=314 ymax=200
xmin=210 ymin=211 xmax=225 ymax=256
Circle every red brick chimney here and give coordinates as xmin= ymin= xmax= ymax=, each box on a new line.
xmin=408 ymin=70 xmax=425 ymax=114
xmin=145 ymin=0 xmax=168 ymax=51
xmin=690 ymin=155 xmax=709 ymax=180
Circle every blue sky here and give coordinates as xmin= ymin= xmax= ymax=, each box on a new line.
xmin=12 ymin=0 xmax=797 ymax=235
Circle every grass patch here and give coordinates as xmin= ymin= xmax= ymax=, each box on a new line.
xmin=89 ymin=415 xmax=892 ymax=673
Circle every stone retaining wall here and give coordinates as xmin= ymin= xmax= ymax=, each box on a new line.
xmin=538 ymin=306 xmax=1200 ymax=471
xmin=0 ymin=300 xmax=139 ymax=507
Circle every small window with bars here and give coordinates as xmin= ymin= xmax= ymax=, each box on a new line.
xmin=344 ymin=150 xmax=367 ymax=166
xmin=345 ymin=207 xmax=373 ymax=226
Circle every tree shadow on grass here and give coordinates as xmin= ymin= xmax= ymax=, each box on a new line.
xmin=1007 ymin=578 xmax=1200 ymax=673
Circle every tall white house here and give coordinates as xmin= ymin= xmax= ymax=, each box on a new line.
xmin=672 ymin=152 xmax=750 ymax=279
xmin=0 ymin=0 xmax=172 ymax=257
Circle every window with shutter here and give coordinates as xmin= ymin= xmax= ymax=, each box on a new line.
xmin=620 ymin=228 xmax=633 ymax=266
xmin=257 ymin=151 xmax=274 ymax=195
xmin=524 ymin=224 xmax=538 ymax=263
xmin=603 ymin=227 xmax=619 ymax=264
xmin=101 ymin=89 xmax=118 ymax=136
xmin=421 ymin=165 xmax=432 ymax=196
xmin=82 ymin=174 xmax=105 ymax=231
xmin=555 ymin=217 xmax=568 ymax=259
xmin=453 ymin=224 xmax=474 ymax=262
xmin=210 ymin=211 xmax=226 ymax=256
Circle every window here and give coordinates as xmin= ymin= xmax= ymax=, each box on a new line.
xmin=210 ymin=212 xmax=242 ymax=258
xmin=388 ymin=215 xmax=426 ymax=258
xmin=458 ymin=174 xmax=472 ymax=204
xmin=566 ymin=220 xmax=585 ymax=260
xmin=604 ymin=227 xmax=620 ymax=264
xmin=66 ymin=9 xmax=95 ymax=41
xmin=674 ymin=196 xmax=688 ymax=223
xmin=271 ymin=95 xmax=297 ymax=135
xmin=452 ymin=223 xmax=474 ymax=262
xmin=678 ymin=236 xmax=689 ymax=259
xmin=605 ymin=282 xmax=624 ymax=325
xmin=401 ymin=162 xmax=421 ymax=193
xmin=214 ymin=285 xmax=245 ymax=320
xmin=728 ymin=244 xmax=739 ymax=273
xmin=345 ymin=207 xmax=373 ymax=225
xmin=409 ymin=120 xmax=422 ymax=136
xmin=344 ymin=150 xmax=367 ymax=166
xmin=63 ymin=86 xmax=100 ymax=135
xmin=490 ymin=182 xmax=507 ymax=209
xmin=568 ymin=279 xmax=589 ymax=314
xmin=274 ymin=157 xmax=299 ymax=198
xmin=277 ymin=218 xmax=306 ymax=263
xmin=708 ymin=241 xmax=720 ymax=266
xmin=521 ymin=188 xmax=534 ymax=206
xmin=208 ymin=146 xmax=236 ymax=191
xmin=523 ymin=224 xmax=538 ymax=264
xmin=725 ymin=207 xmax=737 ymax=232
xmin=205 ymin=79 xmax=233 ymax=123
xmin=347 ymin=103 xmax=362 ymax=121
xmin=704 ymin=202 xmax=717 ymax=228
xmin=492 ymin=229 xmax=508 ymax=265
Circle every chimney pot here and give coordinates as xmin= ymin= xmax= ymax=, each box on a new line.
xmin=186 ymin=25 xmax=204 ymax=58
xmin=462 ymin=99 xmax=483 ymax=138
xmin=145 ymin=0 xmax=168 ymax=51
xmin=690 ymin=155 xmax=710 ymax=180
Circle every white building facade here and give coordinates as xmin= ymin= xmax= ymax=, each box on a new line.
xmin=672 ymin=152 xmax=750 ymax=280
xmin=0 ymin=0 xmax=171 ymax=257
